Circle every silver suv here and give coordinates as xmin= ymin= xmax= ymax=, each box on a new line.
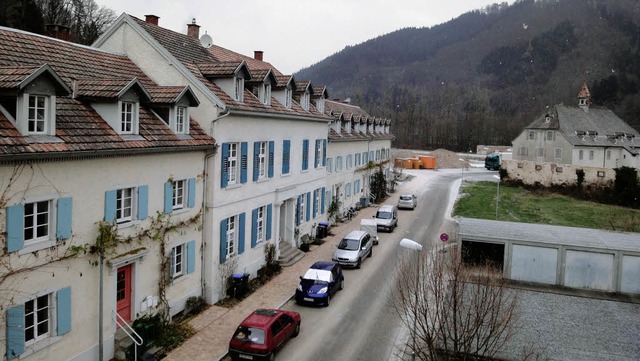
xmin=332 ymin=230 xmax=373 ymax=269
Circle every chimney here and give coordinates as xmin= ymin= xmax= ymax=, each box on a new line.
xmin=145 ymin=15 xmax=159 ymax=26
xmin=254 ymin=51 xmax=264 ymax=61
xmin=45 ymin=24 xmax=71 ymax=41
xmin=187 ymin=18 xmax=200 ymax=38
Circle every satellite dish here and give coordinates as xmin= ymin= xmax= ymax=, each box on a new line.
xmin=200 ymin=32 xmax=213 ymax=48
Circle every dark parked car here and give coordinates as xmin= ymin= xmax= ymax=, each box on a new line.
xmin=295 ymin=261 xmax=344 ymax=306
xmin=228 ymin=308 xmax=301 ymax=361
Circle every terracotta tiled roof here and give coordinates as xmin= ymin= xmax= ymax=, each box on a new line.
xmin=197 ymin=62 xmax=245 ymax=78
xmin=274 ymin=75 xmax=293 ymax=89
xmin=295 ymin=80 xmax=312 ymax=93
xmin=128 ymin=16 xmax=331 ymax=121
xmin=147 ymin=86 xmax=194 ymax=104
xmin=324 ymin=100 xmax=394 ymax=142
xmin=75 ymin=78 xmax=140 ymax=99
xmin=0 ymin=27 xmax=215 ymax=159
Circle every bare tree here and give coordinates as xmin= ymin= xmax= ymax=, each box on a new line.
xmin=392 ymin=247 xmax=523 ymax=361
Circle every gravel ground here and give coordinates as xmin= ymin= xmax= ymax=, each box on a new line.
xmin=392 ymin=148 xmax=476 ymax=169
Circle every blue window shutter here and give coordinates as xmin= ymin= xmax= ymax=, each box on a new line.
xmin=221 ymin=143 xmax=229 ymax=188
xmin=56 ymin=287 xmax=71 ymax=336
xmin=306 ymin=192 xmax=311 ymax=222
xmin=321 ymin=187 xmax=326 ymax=214
xmin=253 ymin=141 xmax=260 ymax=182
xmin=266 ymin=204 xmax=272 ymax=240
xmin=282 ymin=140 xmax=290 ymax=174
xmin=251 ymin=208 xmax=258 ymax=248
xmin=137 ymin=186 xmax=148 ymax=220
xmin=240 ymin=142 xmax=248 ymax=183
xmin=6 ymin=305 xmax=25 ymax=359
xmin=56 ymin=197 xmax=72 ymax=240
xmin=268 ymin=141 xmax=274 ymax=178
xmin=314 ymin=139 xmax=320 ymax=168
xmin=238 ymin=213 xmax=246 ymax=254
xmin=186 ymin=240 xmax=196 ymax=274
xmin=6 ymin=204 xmax=24 ymax=253
xmin=313 ymin=189 xmax=318 ymax=218
xmin=302 ymin=139 xmax=309 ymax=170
xmin=296 ymin=195 xmax=301 ymax=226
xmin=104 ymin=190 xmax=116 ymax=222
xmin=187 ymin=178 xmax=196 ymax=208
xmin=322 ymin=139 xmax=327 ymax=166
xmin=219 ymin=219 xmax=227 ymax=264
xmin=164 ymin=181 xmax=173 ymax=213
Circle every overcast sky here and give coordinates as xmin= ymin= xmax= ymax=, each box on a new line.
xmin=96 ymin=0 xmax=514 ymax=75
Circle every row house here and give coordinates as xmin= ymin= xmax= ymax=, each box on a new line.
xmin=322 ymin=100 xmax=394 ymax=214
xmin=94 ymin=15 xmax=331 ymax=303
xmin=512 ymin=82 xmax=639 ymax=169
xmin=0 ymin=27 xmax=215 ymax=361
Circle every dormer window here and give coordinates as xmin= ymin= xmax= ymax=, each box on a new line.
xmin=285 ymin=88 xmax=292 ymax=108
xmin=28 ymin=95 xmax=48 ymax=134
xmin=262 ymin=84 xmax=271 ymax=105
xmin=175 ymin=106 xmax=187 ymax=133
xmin=234 ymin=77 xmax=244 ymax=102
xmin=121 ymin=101 xmax=135 ymax=133
xmin=300 ymin=93 xmax=310 ymax=111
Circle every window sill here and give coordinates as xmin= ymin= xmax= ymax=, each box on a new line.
xmin=116 ymin=220 xmax=142 ymax=230
xmin=281 ymin=173 xmax=290 ymax=178
xmin=170 ymin=207 xmax=191 ymax=216
xmin=19 ymin=239 xmax=57 ymax=255
xmin=225 ymin=183 xmax=242 ymax=190
xmin=256 ymin=178 xmax=269 ymax=184
xmin=171 ymin=274 xmax=188 ymax=285
xmin=21 ymin=335 xmax=62 ymax=358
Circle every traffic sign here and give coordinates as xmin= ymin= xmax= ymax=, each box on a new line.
xmin=440 ymin=233 xmax=449 ymax=242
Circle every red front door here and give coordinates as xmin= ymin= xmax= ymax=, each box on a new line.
xmin=116 ymin=264 xmax=132 ymax=325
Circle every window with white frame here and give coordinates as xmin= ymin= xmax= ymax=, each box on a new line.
xmin=355 ymin=153 xmax=361 ymax=166
xmin=589 ymin=150 xmax=594 ymax=160
xmin=336 ymin=156 xmax=343 ymax=171
xmin=555 ymin=148 xmax=562 ymax=159
xmin=537 ymin=148 xmax=544 ymax=157
xmin=226 ymin=216 xmax=237 ymax=258
xmin=116 ymin=187 xmax=134 ymax=223
xmin=528 ymin=131 xmax=535 ymax=140
xmin=121 ymin=101 xmax=135 ymax=133
xmin=579 ymin=150 xmax=584 ymax=160
xmin=172 ymin=179 xmax=186 ymax=210
xmin=24 ymin=200 xmax=51 ymax=245
xmin=262 ymin=84 xmax=271 ymax=105
xmin=346 ymin=154 xmax=352 ymax=169
xmin=285 ymin=88 xmax=292 ymax=108
xmin=228 ymin=143 xmax=239 ymax=184
xmin=314 ymin=189 xmax=320 ymax=217
xmin=315 ymin=140 xmax=323 ymax=168
xmin=173 ymin=243 xmax=184 ymax=278
xmin=256 ymin=206 xmax=265 ymax=244
xmin=518 ymin=147 xmax=528 ymax=156
xmin=258 ymin=141 xmax=267 ymax=179
xmin=376 ymin=150 xmax=380 ymax=161
xmin=234 ymin=77 xmax=244 ymax=102
xmin=546 ymin=131 xmax=554 ymax=141
xmin=298 ymin=195 xmax=305 ymax=224
xmin=175 ymin=106 xmax=187 ymax=133
xmin=25 ymin=293 xmax=51 ymax=345
xmin=301 ymin=94 xmax=310 ymax=110
xmin=607 ymin=150 xmax=611 ymax=160
xmin=28 ymin=95 xmax=48 ymax=134
xmin=327 ymin=158 xmax=333 ymax=173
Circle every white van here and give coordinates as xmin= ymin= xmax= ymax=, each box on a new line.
xmin=374 ymin=204 xmax=398 ymax=232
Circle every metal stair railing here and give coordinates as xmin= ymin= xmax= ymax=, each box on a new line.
xmin=113 ymin=311 xmax=143 ymax=361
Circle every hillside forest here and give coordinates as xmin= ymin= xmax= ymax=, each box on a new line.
xmin=296 ymin=0 xmax=640 ymax=151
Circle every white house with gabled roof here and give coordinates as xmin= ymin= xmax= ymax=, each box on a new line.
xmin=0 ymin=26 xmax=215 ymax=361
xmin=322 ymin=99 xmax=394 ymax=215
xmin=94 ymin=14 xmax=331 ymax=304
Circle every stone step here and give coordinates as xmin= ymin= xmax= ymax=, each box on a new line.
xmin=278 ymin=242 xmax=305 ymax=267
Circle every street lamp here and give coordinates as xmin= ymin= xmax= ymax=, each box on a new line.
xmin=399 ymin=238 xmax=422 ymax=360
xmin=493 ymin=174 xmax=500 ymax=220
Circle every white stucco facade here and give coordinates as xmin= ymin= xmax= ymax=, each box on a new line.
xmin=1 ymin=152 xmax=207 ymax=361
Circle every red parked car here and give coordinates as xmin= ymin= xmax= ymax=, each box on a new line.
xmin=228 ymin=308 xmax=301 ymax=361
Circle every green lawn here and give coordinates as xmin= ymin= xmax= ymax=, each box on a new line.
xmin=453 ymin=182 xmax=640 ymax=232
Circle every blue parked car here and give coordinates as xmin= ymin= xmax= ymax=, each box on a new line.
xmin=295 ymin=261 xmax=344 ymax=307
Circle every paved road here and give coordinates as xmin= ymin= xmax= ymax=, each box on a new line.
xmin=276 ymin=169 xmax=491 ymax=361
